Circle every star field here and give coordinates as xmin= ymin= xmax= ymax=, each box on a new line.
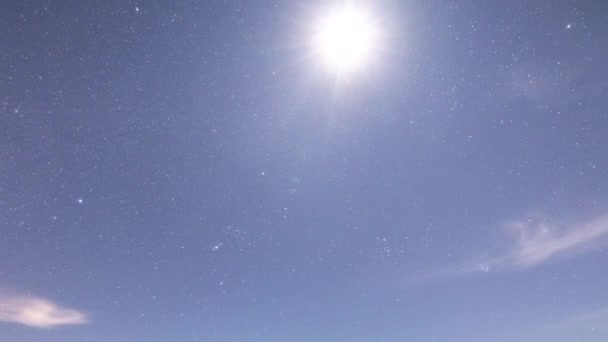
xmin=1 ymin=1 xmax=608 ymax=341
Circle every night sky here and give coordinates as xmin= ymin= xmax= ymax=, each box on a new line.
xmin=1 ymin=0 xmax=608 ymax=341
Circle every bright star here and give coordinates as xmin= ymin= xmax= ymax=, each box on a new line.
xmin=311 ymin=5 xmax=381 ymax=75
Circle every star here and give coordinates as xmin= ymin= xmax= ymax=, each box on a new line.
xmin=310 ymin=4 xmax=382 ymax=75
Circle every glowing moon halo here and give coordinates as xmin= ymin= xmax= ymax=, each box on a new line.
xmin=311 ymin=5 xmax=380 ymax=74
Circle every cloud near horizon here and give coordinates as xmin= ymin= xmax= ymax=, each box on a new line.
xmin=537 ymin=307 xmax=608 ymax=339
xmin=563 ymin=308 xmax=608 ymax=332
xmin=0 ymin=294 xmax=88 ymax=328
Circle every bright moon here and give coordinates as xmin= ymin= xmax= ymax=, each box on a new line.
xmin=312 ymin=5 xmax=380 ymax=74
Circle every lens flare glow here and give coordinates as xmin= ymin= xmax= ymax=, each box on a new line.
xmin=312 ymin=6 xmax=380 ymax=74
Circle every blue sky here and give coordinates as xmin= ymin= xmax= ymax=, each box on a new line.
xmin=1 ymin=0 xmax=607 ymax=341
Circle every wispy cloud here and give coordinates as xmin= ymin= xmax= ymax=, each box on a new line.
xmin=561 ymin=308 xmax=608 ymax=332
xmin=496 ymin=213 xmax=608 ymax=269
xmin=535 ymin=307 xmax=608 ymax=340
xmin=0 ymin=293 xmax=88 ymax=328
xmin=409 ymin=212 xmax=608 ymax=285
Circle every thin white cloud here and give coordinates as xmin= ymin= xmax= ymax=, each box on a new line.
xmin=0 ymin=293 xmax=88 ymax=328
xmin=500 ymin=214 xmax=608 ymax=269
xmin=407 ymin=211 xmax=608 ymax=285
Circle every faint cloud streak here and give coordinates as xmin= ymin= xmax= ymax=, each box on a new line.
xmin=0 ymin=293 xmax=88 ymax=328
xmin=410 ymin=211 xmax=608 ymax=285
xmin=499 ymin=214 xmax=608 ymax=269
xmin=536 ymin=307 xmax=608 ymax=340
xmin=562 ymin=308 xmax=608 ymax=332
